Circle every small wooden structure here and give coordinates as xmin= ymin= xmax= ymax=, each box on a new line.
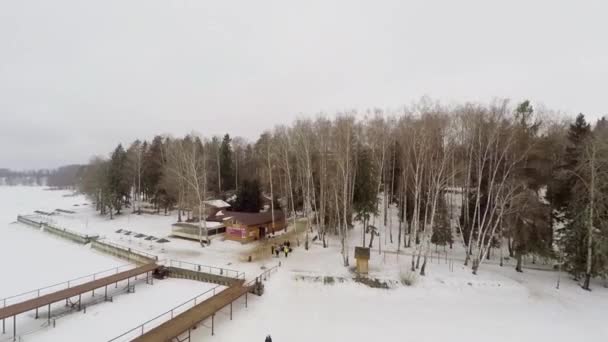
xmin=355 ymin=247 xmax=370 ymax=274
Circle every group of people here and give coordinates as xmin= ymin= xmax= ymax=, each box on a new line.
xmin=271 ymin=240 xmax=292 ymax=258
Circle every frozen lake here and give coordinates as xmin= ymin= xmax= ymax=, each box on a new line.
xmin=0 ymin=187 xmax=219 ymax=342
xmin=0 ymin=187 xmax=121 ymax=297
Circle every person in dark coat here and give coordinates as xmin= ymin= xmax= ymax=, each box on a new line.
xmin=265 ymin=335 xmax=272 ymax=342
xmin=271 ymin=244 xmax=275 ymax=256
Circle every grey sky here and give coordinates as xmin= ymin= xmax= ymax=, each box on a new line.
xmin=1 ymin=0 xmax=606 ymax=169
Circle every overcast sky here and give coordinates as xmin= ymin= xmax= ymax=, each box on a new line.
xmin=1 ymin=0 xmax=607 ymax=169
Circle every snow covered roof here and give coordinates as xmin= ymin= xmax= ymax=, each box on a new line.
xmin=203 ymin=199 xmax=231 ymax=208
xmin=204 ymin=221 xmax=224 ymax=229
xmin=221 ymin=211 xmax=285 ymax=226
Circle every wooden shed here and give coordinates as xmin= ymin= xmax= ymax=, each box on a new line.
xmin=355 ymin=246 xmax=370 ymax=274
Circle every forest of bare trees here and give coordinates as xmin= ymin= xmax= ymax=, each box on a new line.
xmin=78 ymin=99 xmax=608 ymax=289
xmin=0 ymin=165 xmax=81 ymax=188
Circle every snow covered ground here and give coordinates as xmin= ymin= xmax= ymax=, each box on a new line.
xmin=193 ymin=233 xmax=608 ymax=342
xmin=203 ymin=262 xmax=608 ymax=342
xmin=2 ymin=187 xmax=608 ymax=341
xmin=0 ymin=187 xmax=123 ymax=296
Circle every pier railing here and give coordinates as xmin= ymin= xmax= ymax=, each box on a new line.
xmin=0 ymin=264 xmax=134 ymax=309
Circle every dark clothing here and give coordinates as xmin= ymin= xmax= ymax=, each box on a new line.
xmin=265 ymin=336 xmax=272 ymax=342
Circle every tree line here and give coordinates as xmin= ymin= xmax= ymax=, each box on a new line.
xmin=78 ymin=99 xmax=608 ymax=289
xmin=0 ymin=165 xmax=81 ymax=188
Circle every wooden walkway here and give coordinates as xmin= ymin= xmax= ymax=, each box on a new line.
xmin=133 ymin=282 xmax=249 ymax=342
xmin=0 ymin=263 xmax=157 ymax=339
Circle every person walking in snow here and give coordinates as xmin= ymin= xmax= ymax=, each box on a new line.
xmin=265 ymin=335 xmax=272 ymax=342
xmin=284 ymin=245 xmax=289 ymax=258
xmin=271 ymin=244 xmax=275 ymax=256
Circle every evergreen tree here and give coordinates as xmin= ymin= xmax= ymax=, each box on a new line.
xmin=220 ymin=134 xmax=235 ymax=191
xmin=554 ymin=114 xmax=608 ymax=288
xmin=107 ymin=144 xmax=130 ymax=217
xmin=142 ymin=136 xmax=164 ymax=210
xmin=506 ymin=189 xmax=553 ymax=272
xmin=550 ymin=114 xmax=591 ymax=214
xmin=208 ymin=136 xmax=222 ymax=194
xmin=431 ymin=197 xmax=453 ymax=249
xmin=233 ymin=179 xmax=262 ymax=212
xmin=353 ymin=145 xmax=378 ymax=246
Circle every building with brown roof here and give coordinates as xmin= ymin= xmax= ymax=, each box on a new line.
xmin=222 ymin=210 xmax=286 ymax=243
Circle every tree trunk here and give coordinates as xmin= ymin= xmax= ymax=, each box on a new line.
xmin=583 ymin=145 xmax=596 ymax=291
xmin=362 ymin=218 xmax=367 ymax=247
xmin=515 ymin=252 xmax=523 ymax=273
xmin=471 ymin=258 xmax=479 ymax=275
xmin=397 ymin=218 xmax=402 ymax=252
xmin=499 ymin=244 xmax=503 ymax=267
xmin=420 ymin=256 xmax=427 ymax=276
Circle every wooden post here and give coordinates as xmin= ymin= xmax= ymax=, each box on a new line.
xmin=78 ymin=294 xmax=81 ymax=311
xmin=35 ymin=307 xmax=38 ymax=319
xmin=13 ymin=315 xmax=16 ymax=342
xmin=47 ymin=304 xmax=51 ymax=324
xmin=230 ymin=302 xmax=233 ymax=320
xmin=211 ymin=314 xmax=214 ymax=336
xmin=105 ymin=286 xmax=108 ymax=301
xmin=245 ymin=292 xmax=248 ymax=308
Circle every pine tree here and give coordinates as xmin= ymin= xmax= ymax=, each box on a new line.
xmin=233 ymin=179 xmax=262 ymax=212
xmin=142 ymin=136 xmax=164 ymax=210
xmin=506 ymin=189 xmax=552 ymax=272
xmin=555 ymin=114 xmax=607 ymax=288
xmin=353 ymin=145 xmax=378 ymax=246
xmin=220 ymin=134 xmax=235 ymax=191
xmin=431 ymin=197 xmax=453 ymax=249
xmin=551 ymin=114 xmax=591 ymax=213
xmin=107 ymin=144 xmax=130 ymax=217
